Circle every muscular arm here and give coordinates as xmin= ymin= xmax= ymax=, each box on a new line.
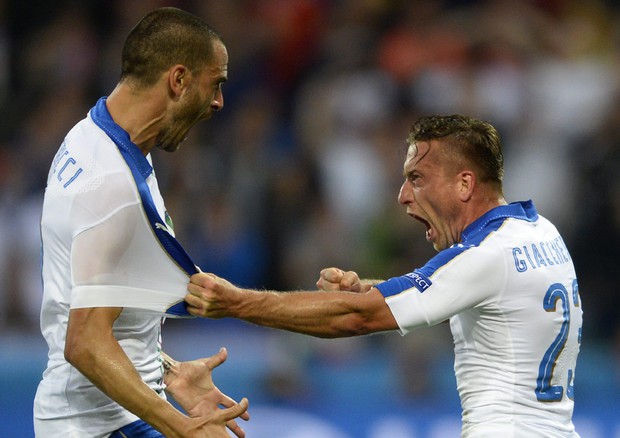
xmin=186 ymin=274 xmax=398 ymax=338
xmin=64 ymin=307 xmax=235 ymax=437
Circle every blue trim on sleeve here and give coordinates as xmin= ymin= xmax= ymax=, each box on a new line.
xmin=376 ymin=276 xmax=418 ymax=297
xmin=376 ymin=201 xmax=538 ymax=298
xmin=90 ymin=97 xmax=196 ymax=316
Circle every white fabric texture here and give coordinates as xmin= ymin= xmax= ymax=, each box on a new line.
xmin=377 ymin=203 xmax=582 ymax=437
xmin=34 ymin=104 xmax=189 ymax=436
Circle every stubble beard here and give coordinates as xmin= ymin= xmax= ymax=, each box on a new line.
xmin=156 ymin=89 xmax=207 ymax=153
xmin=155 ymin=131 xmax=183 ymax=152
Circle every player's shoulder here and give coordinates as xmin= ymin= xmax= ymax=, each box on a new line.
xmin=480 ymin=211 xmax=545 ymax=242
xmin=497 ymin=212 xmax=563 ymax=245
xmin=65 ymin=114 xmax=115 ymax=153
xmin=47 ymin=115 xmax=132 ymax=196
xmin=62 ymin=115 xmax=127 ymax=173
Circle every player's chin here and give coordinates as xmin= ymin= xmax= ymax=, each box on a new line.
xmin=431 ymin=236 xmax=451 ymax=252
xmin=158 ymin=140 xmax=183 ymax=153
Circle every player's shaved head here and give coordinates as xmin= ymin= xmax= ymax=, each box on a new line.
xmin=120 ymin=7 xmax=223 ymax=88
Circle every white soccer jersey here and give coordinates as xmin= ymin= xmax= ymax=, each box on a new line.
xmin=376 ymin=201 xmax=582 ymax=437
xmin=34 ymin=98 xmax=197 ymax=437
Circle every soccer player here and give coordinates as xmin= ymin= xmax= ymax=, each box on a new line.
xmin=34 ymin=7 xmax=248 ymax=438
xmin=187 ymin=115 xmax=583 ymax=437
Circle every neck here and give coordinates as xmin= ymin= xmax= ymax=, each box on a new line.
xmin=459 ymin=192 xmax=507 ymax=236
xmin=105 ymin=82 xmax=166 ymax=155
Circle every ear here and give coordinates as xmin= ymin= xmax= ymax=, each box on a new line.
xmin=457 ymin=170 xmax=475 ymax=202
xmin=168 ymin=65 xmax=188 ymax=99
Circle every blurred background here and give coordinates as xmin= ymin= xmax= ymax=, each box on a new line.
xmin=1 ymin=0 xmax=619 ymax=436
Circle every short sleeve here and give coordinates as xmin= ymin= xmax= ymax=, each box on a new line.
xmin=377 ymin=243 xmax=505 ymax=334
xmin=69 ymin=171 xmax=190 ymax=316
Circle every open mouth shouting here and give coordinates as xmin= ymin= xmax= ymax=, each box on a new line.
xmin=412 ymin=214 xmax=433 ymax=242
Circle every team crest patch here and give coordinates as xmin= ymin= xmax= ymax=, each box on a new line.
xmin=405 ymin=270 xmax=432 ymax=292
xmin=165 ymin=211 xmax=174 ymax=231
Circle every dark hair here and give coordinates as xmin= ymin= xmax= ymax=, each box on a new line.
xmin=408 ymin=114 xmax=504 ymax=189
xmin=120 ymin=7 xmax=223 ymax=87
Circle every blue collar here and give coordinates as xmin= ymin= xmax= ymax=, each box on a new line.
xmin=89 ymin=97 xmax=153 ymax=179
xmin=377 ymin=200 xmax=540 ymax=298
xmin=89 ymin=97 xmax=196 ymax=317
xmin=461 ymin=200 xmax=538 ymax=243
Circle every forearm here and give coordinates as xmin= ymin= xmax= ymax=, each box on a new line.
xmin=73 ymin=336 xmax=188 ymax=436
xmin=231 ymin=288 xmax=393 ymax=338
xmin=359 ymin=279 xmax=384 ymax=293
xmin=187 ymin=273 xmax=399 ymax=337
xmin=65 ymin=308 xmax=189 ymax=437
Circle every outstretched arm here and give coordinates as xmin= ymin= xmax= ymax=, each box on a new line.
xmin=186 ymin=273 xmax=398 ymax=338
xmin=162 ymin=348 xmax=250 ymax=438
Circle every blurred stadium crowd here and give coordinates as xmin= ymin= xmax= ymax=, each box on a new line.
xmin=1 ymin=0 xmax=620 ymax=430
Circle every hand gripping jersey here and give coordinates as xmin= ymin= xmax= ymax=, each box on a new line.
xmin=34 ymin=98 xmax=197 ymax=437
xmin=376 ymin=201 xmax=582 ymax=437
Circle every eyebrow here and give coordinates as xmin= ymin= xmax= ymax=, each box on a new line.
xmin=403 ymin=169 xmax=417 ymax=179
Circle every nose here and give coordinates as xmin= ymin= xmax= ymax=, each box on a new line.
xmin=398 ymin=180 xmax=412 ymax=205
xmin=211 ymin=89 xmax=224 ymax=111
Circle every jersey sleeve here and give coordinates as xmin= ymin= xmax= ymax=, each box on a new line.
xmin=69 ymin=170 xmax=190 ymax=316
xmin=376 ymin=242 xmax=506 ymax=334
